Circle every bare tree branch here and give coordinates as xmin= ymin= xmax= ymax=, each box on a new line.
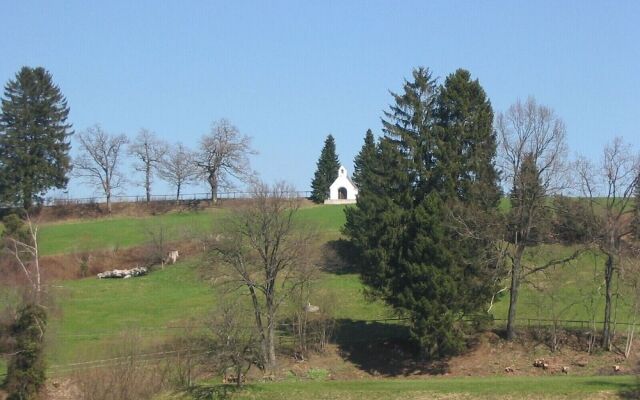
xmin=74 ymin=125 xmax=129 ymax=213
xmin=206 ymin=181 xmax=318 ymax=371
xmin=196 ymin=119 xmax=257 ymax=203
xmin=575 ymin=136 xmax=640 ymax=349
xmin=128 ymin=129 xmax=168 ymax=203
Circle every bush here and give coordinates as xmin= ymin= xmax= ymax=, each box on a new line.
xmin=3 ymin=303 xmax=47 ymax=400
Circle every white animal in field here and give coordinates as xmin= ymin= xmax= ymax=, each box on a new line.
xmin=166 ymin=250 xmax=179 ymax=265
xmin=304 ymin=302 xmax=319 ymax=313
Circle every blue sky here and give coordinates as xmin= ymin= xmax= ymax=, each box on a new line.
xmin=1 ymin=1 xmax=638 ymax=198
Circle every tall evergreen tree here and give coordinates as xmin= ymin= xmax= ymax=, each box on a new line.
xmin=433 ymin=68 xmax=503 ymax=323
xmin=0 ymin=67 xmax=73 ymax=209
xmin=310 ymin=134 xmax=340 ymax=203
xmin=634 ymin=176 xmax=640 ymax=240
xmin=351 ymin=129 xmax=376 ymax=191
xmin=434 ymin=69 xmax=501 ymax=207
xmin=345 ymin=68 xmax=500 ymax=357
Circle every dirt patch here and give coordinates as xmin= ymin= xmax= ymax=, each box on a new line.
xmin=269 ymin=331 xmax=640 ymax=381
xmin=43 ymin=378 xmax=81 ymax=400
xmin=0 ymin=239 xmax=204 ymax=285
xmin=32 ymin=200 xmax=211 ymax=223
xmin=18 ymin=197 xmax=316 ymax=223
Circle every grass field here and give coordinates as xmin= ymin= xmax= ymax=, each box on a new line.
xmin=37 ymin=204 xmax=348 ymax=255
xmin=178 ymin=376 xmax=638 ymax=400
xmin=2 ymin=203 xmax=639 ymax=388
xmin=46 ymin=259 xmax=391 ymax=368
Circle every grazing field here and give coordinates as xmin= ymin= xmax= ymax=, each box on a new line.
xmin=36 ymin=204 xmax=348 ymax=255
xmin=46 ymin=260 xmax=390 ymax=369
xmin=178 ymin=376 xmax=638 ymax=400
xmin=15 ymin=205 xmax=640 ymax=362
xmin=2 ymin=203 xmax=639 ymax=389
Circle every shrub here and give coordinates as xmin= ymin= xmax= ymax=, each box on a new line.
xmin=3 ymin=304 xmax=47 ymax=400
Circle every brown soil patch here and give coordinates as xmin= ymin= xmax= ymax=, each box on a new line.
xmin=269 ymin=331 xmax=639 ymax=381
xmin=17 ymin=197 xmax=316 ymax=223
xmin=1 ymin=239 xmax=204 ymax=286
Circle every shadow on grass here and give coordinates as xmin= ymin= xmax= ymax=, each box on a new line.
xmin=616 ymin=377 xmax=640 ymax=399
xmin=321 ymin=239 xmax=358 ymax=275
xmin=333 ymin=318 xmax=449 ymax=377
xmin=187 ymin=384 xmax=252 ymax=400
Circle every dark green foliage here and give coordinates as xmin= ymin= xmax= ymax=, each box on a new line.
xmin=507 ymin=153 xmax=550 ymax=245
xmin=3 ymin=304 xmax=47 ymax=400
xmin=1 ymin=213 xmax=29 ymax=243
xmin=551 ymin=196 xmax=595 ymax=244
xmin=434 ymin=69 xmax=501 ymax=208
xmin=351 ymin=129 xmax=376 ymax=191
xmin=345 ymin=68 xmax=501 ymax=358
xmin=310 ymin=135 xmax=340 ymax=203
xmin=634 ymin=180 xmax=640 ymax=240
xmin=0 ymin=67 xmax=73 ymax=210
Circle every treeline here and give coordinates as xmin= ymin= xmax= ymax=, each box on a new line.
xmin=343 ymin=67 xmax=640 ymax=357
xmin=0 ymin=66 xmax=257 ymax=214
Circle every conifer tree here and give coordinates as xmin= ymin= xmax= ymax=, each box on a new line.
xmin=634 ymin=177 xmax=640 ymax=240
xmin=310 ymin=134 xmax=340 ymax=203
xmin=0 ymin=67 xmax=73 ymax=209
xmin=351 ymin=129 xmax=376 ymax=191
xmin=345 ymin=68 xmax=500 ymax=357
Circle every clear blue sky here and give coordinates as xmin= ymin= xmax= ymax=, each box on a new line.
xmin=1 ymin=0 xmax=638 ymax=198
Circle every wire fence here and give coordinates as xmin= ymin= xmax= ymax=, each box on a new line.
xmin=1 ymin=315 xmax=637 ymax=380
xmin=43 ymin=190 xmax=313 ymax=206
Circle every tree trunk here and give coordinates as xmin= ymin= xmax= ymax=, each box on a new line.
xmin=145 ymin=168 xmax=151 ymax=203
xmin=176 ymin=183 xmax=181 ymax=203
xmin=208 ymin=173 xmax=218 ymax=204
xmin=506 ymin=243 xmax=525 ymax=340
xmin=22 ymin=190 xmax=33 ymax=211
xmin=603 ymin=253 xmax=615 ymax=349
xmin=266 ymin=315 xmax=277 ymax=370
xmin=264 ymin=282 xmax=277 ymax=371
xmin=106 ymin=192 xmax=112 ymax=214
xmin=247 ymin=286 xmax=269 ymax=369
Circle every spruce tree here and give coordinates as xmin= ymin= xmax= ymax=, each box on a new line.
xmin=310 ymin=134 xmax=340 ymax=203
xmin=433 ymin=69 xmax=503 ymax=324
xmin=0 ymin=67 xmax=73 ymax=210
xmin=345 ymin=68 xmax=501 ymax=358
xmin=434 ymin=69 xmax=500 ymax=206
xmin=351 ymin=129 xmax=376 ymax=191
xmin=634 ymin=176 xmax=640 ymax=240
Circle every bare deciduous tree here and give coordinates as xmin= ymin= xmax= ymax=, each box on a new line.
xmin=208 ymin=181 xmax=317 ymax=372
xmin=196 ymin=119 xmax=256 ymax=203
xmin=128 ymin=129 xmax=168 ymax=203
xmin=2 ymin=214 xmax=43 ymax=304
xmin=74 ymin=125 xmax=129 ymax=214
xmin=157 ymin=142 xmax=198 ymax=202
xmin=497 ymin=97 xmax=569 ymax=340
xmin=576 ymin=137 xmax=640 ymax=350
xmin=208 ymin=299 xmax=263 ymax=387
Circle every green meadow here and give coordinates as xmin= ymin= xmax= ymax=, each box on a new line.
xmin=1 ymin=203 xmax=638 ymax=395
xmin=224 ymin=375 xmax=637 ymax=399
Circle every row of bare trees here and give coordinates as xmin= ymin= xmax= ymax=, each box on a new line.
xmin=73 ymin=119 xmax=256 ymax=213
xmin=497 ymin=97 xmax=640 ymax=350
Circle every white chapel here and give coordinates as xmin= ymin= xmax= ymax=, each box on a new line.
xmin=324 ymin=165 xmax=359 ymax=205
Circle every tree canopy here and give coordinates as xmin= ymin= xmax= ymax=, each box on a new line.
xmin=0 ymin=66 xmax=73 ymax=209
xmin=351 ymin=129 xmax=376 ymax=191
xmin=310 ymin=135 xmax=340 ymax=203
xmin=345 ymin=68 xmax=501 ymax=357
